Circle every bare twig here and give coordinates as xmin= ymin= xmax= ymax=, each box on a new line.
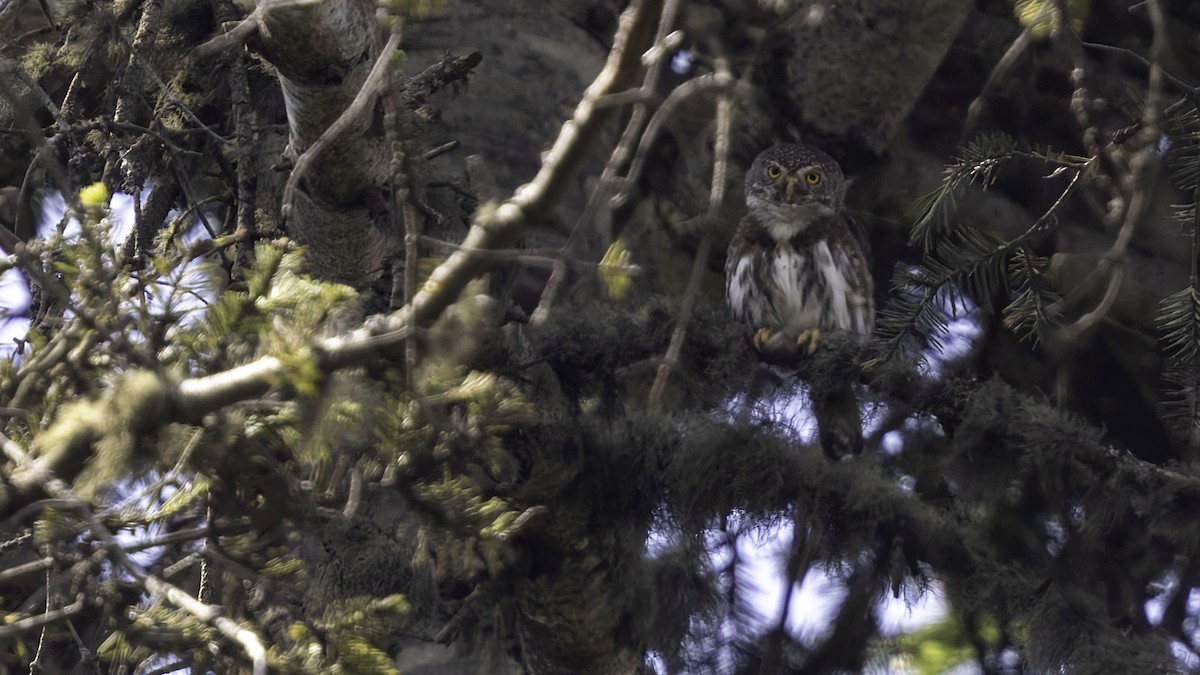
xmin=214 ymin=0 xmax=259 ymax=276
xmin=192 ymin=0 xmax=325 ymax=60
xmin=530 ymin=0 xmax=682 ymax=324
xmin=29 ymin=568 xmax=49 ymax=669
xmin=0 ymin=555 xmax=53 ymax=584
xmin=648 ymin=60 xmax=736 ymax=411
xmin=1055 ymin=0 xmax=1166 ymax=342
xmin=122 ymin=525 xmax=214 ymax=553
xmin=1014 ymin=154 xmax=1096 ymax=245
xmin=608 ymin=71 xmax=737 ymax=209
xmin=423 ymin=140 xmax=460 ymax=160
xmin=418 ymin=235 xmax=642 ymax=273
xmin=192 ymin=7 xmax=262 ymax=60
xmin=377 ymin=20 xmax=420 ymax=381
xmin=962 ymin=0 xmax=1053 ymax=140
xmin=402 ymin=51 xmax=483 ymax=107
xmin=1081 ymin=41 xmax=1195 ymax=96
xmin=0 ymin=594 xmax=86 ymax=638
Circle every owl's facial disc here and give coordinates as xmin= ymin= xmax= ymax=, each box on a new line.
xmin=778 ymin=165 xmax=823 ymax=204
xmin=744 ymin=144 xmax=846 ymax=240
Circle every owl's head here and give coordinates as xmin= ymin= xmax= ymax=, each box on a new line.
xmin=745 ymin=144 xmax=846 ymax=227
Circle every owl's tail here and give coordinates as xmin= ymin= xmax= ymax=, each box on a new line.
xmin=812 ymin=383 xmax=864 ymax=461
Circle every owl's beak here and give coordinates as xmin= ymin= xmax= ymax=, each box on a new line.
xmin=784 ymin=176 xmax=801 ymax=203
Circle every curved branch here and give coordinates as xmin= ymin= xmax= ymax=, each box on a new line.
xmin=649 ymin=60 xmax=737 ymax=411
xmin=2 ymin=0 xmax=665 ymax=515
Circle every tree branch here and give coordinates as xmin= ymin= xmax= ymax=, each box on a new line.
xmin=281 ymin=28 xmax=403 ymax=217
xmin=2 ymin=0 xmax=665 ymax=515
xmin=648 ymin=60 xmax=736 ymax=411
xmin=0 ymin=431 xmax=269 ymax=672
xmin=1055 ymin=0 xmax=1166 ymax=342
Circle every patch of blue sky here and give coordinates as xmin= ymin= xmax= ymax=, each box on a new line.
xmin=731 ymin=521 xmax=848 ymax=641
xmin=670 ymin=49 xmax=692 ymax=76
xmin=1172 ymin=641 xmax=1199 ymax=671
xmin=917 ymin=287 xmax=983 ymax=378
xmin=0 ymin=189 xmax=222 ymax=358
xmin=0 ymin=264 xmax=30 ymax=356
xmin=646 ymin=510 xmax=951 ymax=674
xmin=1146 ymin=572 xmax=1200 ymax=663
xmin=1146 ymin=570 xmax=1178 ymax=626
xmin=732 ymin=519 xmax=948 ymax=641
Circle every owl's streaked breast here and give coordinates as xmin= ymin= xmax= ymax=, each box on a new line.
xmin=727 ymin=236 xmax=871 ymax=336
xmin=727 ymin=143 xmax=874 ymax=340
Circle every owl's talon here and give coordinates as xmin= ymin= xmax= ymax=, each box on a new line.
xmin=752 ymin=328 xmax=774 ymax=351
xmin=796 ymin=328 xmax=822 ymax=355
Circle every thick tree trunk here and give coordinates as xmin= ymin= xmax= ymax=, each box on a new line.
xmin=253 ymin=0 xmax=392 ymax=286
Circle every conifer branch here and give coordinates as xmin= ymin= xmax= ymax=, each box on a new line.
xmin=0 ymin=432 xmax=269 ymax=673
xmin=874 ymin=137 xmax=1095 ymax=365
xmin=871 ymin=226 xmax=1006 ymax=366
xmin=1004 ymin=246 xmax=1060 ymax=343
xmin=910 ymin=133 xmax=1021 ymax=251
xmin=2 ymin=0 xmax=665 ymax=513
xmin=1158 ymin=92 xmax=1200 ymax=433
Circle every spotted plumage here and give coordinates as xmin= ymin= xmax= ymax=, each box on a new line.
xmin=725 ymin=143 xmax=874 ymax=459
xmin=725 ymin=143 xmax=873 ymax=341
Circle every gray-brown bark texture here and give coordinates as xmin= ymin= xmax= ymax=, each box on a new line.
xmin=3 ymin=0 xmax=1200 ymax=674
xmin=767 ymin=0 xmax=971 ymax=153
xmin=255 ymin=0 xmax=392 ymax=286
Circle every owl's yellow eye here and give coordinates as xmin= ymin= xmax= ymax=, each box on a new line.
xmin=766 ymin=165 xmax=782 ymax=180
xmin=805 ymin=171 xmax=821 ymax=185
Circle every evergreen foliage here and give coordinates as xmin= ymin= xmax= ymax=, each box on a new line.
xmin=1160 ymin=96 xmax=1200 ymax=434
xmin=0 ymin=1 xmax=1199 ymax=674
xmin=872 ymin=133 xmax=1085 ymax=367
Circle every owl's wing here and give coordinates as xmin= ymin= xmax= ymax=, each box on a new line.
xmin=843 ymin=211 xmax=872 ymax=271
xmin=828 ymin=211 xmax=876 ymax=336
xmin=724 ymin=216 xmax=753 ymax=324
xmin=725 ymin=214 xmax=777 ymax=327
xmin=724 ymin=217 xmax=749 ymax=279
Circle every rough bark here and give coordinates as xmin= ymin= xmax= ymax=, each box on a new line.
xmin=770 ymin=0 xmax=972 ymax=155
xmin=252 ymin=0 xmax=393 ymax=286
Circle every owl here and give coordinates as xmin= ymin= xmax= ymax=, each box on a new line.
xmin=725 ymin=143 xmax=874 ymax=457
